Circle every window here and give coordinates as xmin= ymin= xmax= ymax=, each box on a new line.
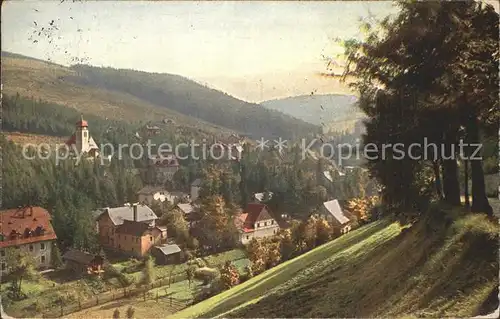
xmin=1 ymin=263 xmax=5 ymax=271
xmin=29 ymin=245 xmax=34 ymax=252
xmin=0 ymin=250 xmax=4 ymax=257
xmin=40 ymin=243 xmax=45 ymax=250
xmin=41 ymin=255 xmax=46 ymax=263
xmin=257 ymin=223 xmax=260 ymax=228
xmin=271 ymin=220 xmax=274 ymax=225
xmin=150 ymin=236 xmax=153 ymax=242
xmin=246 ymin=236 xmax=249 ymax=240
xmin=83 ymin=131 xmax=87 ymax=138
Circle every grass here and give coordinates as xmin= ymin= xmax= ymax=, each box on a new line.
xmin=121 ymin=249 xmax=248 ymax=282
xmin=170 ymin=208 xmax=499 ymax=319
xmin=1 ymin=249 xmax=248 ymax=318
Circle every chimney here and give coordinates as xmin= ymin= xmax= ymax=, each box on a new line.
xmin=133 ymin=204 xmax=138 ymax=222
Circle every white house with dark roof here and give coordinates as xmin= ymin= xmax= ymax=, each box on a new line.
xmin=318 ymin=199 xmax=352 ymax=234
xmin=234 ymin=203 xmax=280 ymax=244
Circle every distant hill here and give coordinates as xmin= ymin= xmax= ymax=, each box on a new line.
xmin=261 ymin=94 xmax=364 ymax=133
xmin=1 ymin=51 xmax=317 ymax=139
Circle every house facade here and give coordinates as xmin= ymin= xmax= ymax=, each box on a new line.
xmin=318 ymin=199 xmax=352 ymax=234
xmin=149 ymin=153 xmax=179 ymax=184
xmin=235 ymin=203 xmax=280 ymax=244
xmin=96 ymin=204 xmax=165 ymax=257
xmin=0 ymin=207 xmax=57 ymax=273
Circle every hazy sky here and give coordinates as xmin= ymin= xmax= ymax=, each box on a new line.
xmin=2 ymin=1 xmax=496 ymax=102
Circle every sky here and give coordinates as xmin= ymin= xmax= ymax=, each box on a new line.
xmin=2 ymin=1 xmax=497 ymax=102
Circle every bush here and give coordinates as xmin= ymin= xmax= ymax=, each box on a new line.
xmin=126 ymin=306 xmax=135 ymax=319
xmin=194 ymin=267 xmax=219 ymax=285
xmin=113 ymin=308 xmax=120 ymax=319
xmin=187 ymin=257 xmax=206 ymax=268
xmin=104 ymin=264 xmax=134 ymax=287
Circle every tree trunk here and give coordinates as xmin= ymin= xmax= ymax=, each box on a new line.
xmin=433 ymin=160 xmax=444 ymax=200
xmin=466 ymin=116 xmax=492 ymax=215
xmin=442 ymin=159 xmax=461 ymax=206
xmin=464 ymin=159 xmax=470 ymax=208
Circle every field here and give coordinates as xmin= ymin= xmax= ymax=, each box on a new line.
xmin=171 ymin=208 xmax=499 ymax=318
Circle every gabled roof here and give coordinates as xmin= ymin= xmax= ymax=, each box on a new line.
xmin=236 ymin=203 xmax=276 ymax=233
xmin=99 ymin=205 xmax=157 ymax=226
xmin=177 ymin=203 xmax=195 ymax=215
xmin=322 ymin=199 xmax=350 ymax=225
xmin=0 ymin=207 xmax=57 ymax=248
xmin=154 ymin=244 xmax=181 ymax=256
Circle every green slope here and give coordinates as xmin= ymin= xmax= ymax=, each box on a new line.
xmin=170 ymin=209 xmax=498 ymax=318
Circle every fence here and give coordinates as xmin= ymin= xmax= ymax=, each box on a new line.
xmin=39 ymin=273 xmax=191 ymax=318
xmin=36 ymin=255 xmax=249 ymax=318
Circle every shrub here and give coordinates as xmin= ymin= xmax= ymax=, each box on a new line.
xmin=113 ymin=308 xmax=120 ymax=319
xmin=126 ymin=306 xmax=135 ymax=319
xmin=194 ymin=267 xmax=219 ymax=285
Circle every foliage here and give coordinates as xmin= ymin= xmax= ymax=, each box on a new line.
xmin=140 ymin=256 xmax=156 ymax=286
xmin=194 ymin=267 xmax=219 ymax=285
xmin=347 ymin=196 xmax=379 ymax=224
xmin=51 ymin=243 xmax=64 ymax=269
xmin=219 ymin=261 xmax=240 ymax=290
xmin=126 ymin=306 xmax=135 ymax=319
xmin=4 ymin=248 xmax=38 ymax=300
xmin=340 ymin=0 xmax=498 ymax=216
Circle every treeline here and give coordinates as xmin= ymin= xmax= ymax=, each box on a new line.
xmin=342 ymin=1 xmax=499 ymax=217
xmin=68 ymin=64 xmax=320 ymax=139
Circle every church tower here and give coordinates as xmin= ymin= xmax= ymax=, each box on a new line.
xmin=75 ymin=115 xmax=90 ymax=153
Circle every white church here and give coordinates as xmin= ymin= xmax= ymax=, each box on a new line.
xmin=65 ymin=116 xmax=100 ymax=157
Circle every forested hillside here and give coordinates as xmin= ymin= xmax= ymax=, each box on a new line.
xmin=2 ymin=51 xmax=318 ymax=139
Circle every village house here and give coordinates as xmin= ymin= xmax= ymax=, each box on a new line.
xmin=144 ymin=124 xmax=161 ymax=136
xmin=149 ymin=153 xmax=180 ymax=184
xmin=65 ymin=115 xmax=100 ymax=157
xmin=235 ymin=203 xmax=280 ymax=244
xmin=318 ymin=199 xmax=352 ymax=234
xmin=96 ymin=204 xmax=166 ymax=257
xmin=0 ymin=207 xmax=57 ymax=273
xmin=137 ymin=186 xmax=189 ymax=206
xmin=62 ymin=250 xmax=104 ymax=276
